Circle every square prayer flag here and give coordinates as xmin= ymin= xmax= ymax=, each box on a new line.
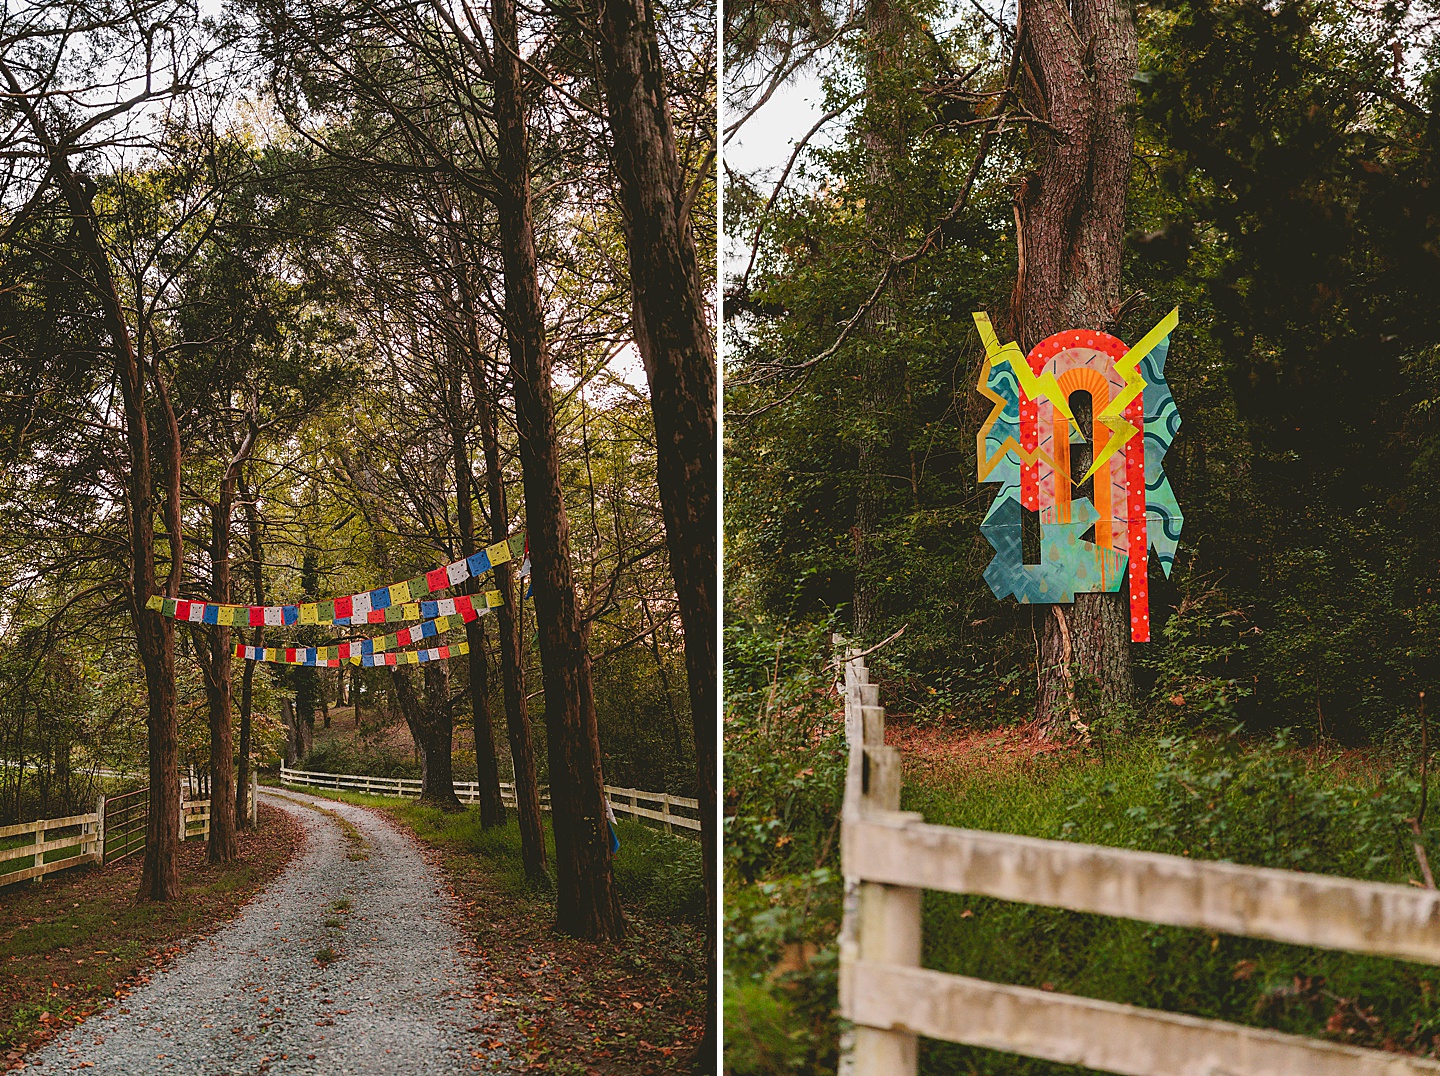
xmin=299 ymin=603 xmax=319 ymax=625
xmin=264 ymin=606 xmax=283 ymax=626
xmin=426 ymin=567 xmax=449 ymax=593
xmin=388 ymin=580 xmax=411 ymax=605
xmin=445 ymin=559 xmax=468 ymax=585
xmin=335 ymin=594 xmax=354 ymax=618
xmin=487 ymin=539 xmax=512 ymax=565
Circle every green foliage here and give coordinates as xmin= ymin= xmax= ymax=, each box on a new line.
xmin=723 ymin=620 xmax=847 ymax=1074
xmin=910 ymin=735 xmax=1440 ymax=1073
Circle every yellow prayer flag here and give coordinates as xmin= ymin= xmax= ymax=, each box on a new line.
xmin=487 ymin=539 xmax=512 ymax=566
xmin=145 ymin=595 xmax=164 ymax=611
xmin=215 ymin=605 xmax=234 ymax=626
xmin=486 ymin=589 xmax=504 ymax=608
xmin=389 ymin=580 xmax=412 ymax=604
xmin=299 ymin=603 xmax=319 ymax=625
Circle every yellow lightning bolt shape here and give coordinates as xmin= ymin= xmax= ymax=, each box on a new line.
xmin=971 ymin=312 xmax=1074 ymax=480
xmin=973 ymin=312 xmax=1078 ymax=419
xmin=1082 ymin=306 xmax=1180 ymax=482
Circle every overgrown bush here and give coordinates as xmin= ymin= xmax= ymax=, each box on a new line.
xmin=724 ymin=615 xmax=849 ymax=1074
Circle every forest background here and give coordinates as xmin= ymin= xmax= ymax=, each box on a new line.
xmin=0 ymin=0 xmax=715 ymax=882
xmin=724 ymin=0 xmax=1440 ymax=1069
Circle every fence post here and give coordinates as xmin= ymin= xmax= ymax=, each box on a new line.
xmin=95 ymin=795 xmax=106 ymax=864
xmin=33 ymin=821 xmax=44 ymax=882
xmin=662 ymin=794 xmax=673 ymax=835
xmin=840 ymin=648 xmax=922 ymax=1076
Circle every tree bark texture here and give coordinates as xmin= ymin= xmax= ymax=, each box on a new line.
xmin=450 ymin=380 xmax=506 ymax=827
xmin=391 ymin=665 xmax=463 ymax=810
xmin=594 ymin=0 xmax=715 ymax=1045
xmin=1011 ymin=0 xmax=1139 ymax=725
xmin=199 ymin=498 xmax=239 ymax=865
xmin=491 ymin=0 xmax=623 ymax=939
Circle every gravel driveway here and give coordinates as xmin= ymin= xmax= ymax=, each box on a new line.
xmin=29 ymin=788 xmax=510 ymax=1075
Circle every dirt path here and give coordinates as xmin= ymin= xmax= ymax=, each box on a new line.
xmin=28 ymin=789 xmax=511 ymax=1075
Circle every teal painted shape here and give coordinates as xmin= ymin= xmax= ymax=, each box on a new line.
xmin=1139 ymin=333 xmax=1183 ymax=574
xmin=980 ymin=359 xmax=1023 ymax=487
xmin=1145 ymin=472 xmax=1184 ymax=577
xmin=981 ymin=496 xmax=1128 ymax=603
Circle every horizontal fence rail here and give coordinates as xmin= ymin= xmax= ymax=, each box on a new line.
xmin=833 ymin=636 xmax=1440 ymax=1076
xmin=277 ymin=766 xmax=701 ymax=834
xmin=0 ymin=808 xmax=101 ymax=887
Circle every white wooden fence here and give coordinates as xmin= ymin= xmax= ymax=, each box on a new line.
xmin=177 ymin=776 xmax=257 ymax=843
xmin=0 ymin=806 xmax=102 ymax=886
xmin=0 ymin=776 xmax=260 ymax=888
xmin=835 ymin=640 xmax=1440 ymax=1075
xmin=277 ymin=765 xmax=701 ymax=835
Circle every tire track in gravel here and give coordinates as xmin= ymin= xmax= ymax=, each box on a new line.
xmin=30 ymin=788 xmax=516 ymax=1075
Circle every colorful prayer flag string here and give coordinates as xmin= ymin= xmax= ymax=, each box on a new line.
xmin=232 ymin=598 xmax=492 ymax=666
xmin=234 ymin=640 xmax=471 ymax=668
xmin=144 ymin=539 xmax=513 ymax=626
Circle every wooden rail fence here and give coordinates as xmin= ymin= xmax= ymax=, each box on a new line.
xmin=278 ymin=766 xmax=701 ymax=835
xmin=835 ymin=638 xmax=1440 ymax=1076
xmin=0 ymin=808 xmax=101 ymax=886
xmin=0 ymin=775 xmax=260 ymax=888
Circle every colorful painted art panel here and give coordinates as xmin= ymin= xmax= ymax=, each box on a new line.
xmin=973 ymin=309 xmax=1183 ymax=642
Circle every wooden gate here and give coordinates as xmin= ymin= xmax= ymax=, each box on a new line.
xmin=102 ymin=787 xmax=147 ymax=864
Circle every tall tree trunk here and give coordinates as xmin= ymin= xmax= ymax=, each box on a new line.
xmin=200 ymin=437 xmax=253 ymax=863
xmin=449 ymin=214 xmax=547 ymax=881
xmin=450 ymin=374 xmax=506 ymax=827
xmin=468 ymin=349 xmax=548 ymax=883
xmin=1010 ymin=0 xmax=1139 ymax=725
xmin=236 ymin=467 xmax=263 ymax=828
xmin=593 ymin=0 xmax=715 ymax=1047
xmin=391 ymin=666 xmax=462 ymax=810
xmin=41 ymin=161 xmax=182 ymax=900
xmin=491 ymin=0 xmax=623 ymax=939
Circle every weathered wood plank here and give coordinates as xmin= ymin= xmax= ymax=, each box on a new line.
xmin=0 ymin=835 xmax=97 ymax=864
xmin=0 ymin=814 xmax=96 ymax=840
xmin=847 ymin=962 xmax=1440 ymax=1076
xmin=844 ymin=816 xmax=1440 ymax=966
